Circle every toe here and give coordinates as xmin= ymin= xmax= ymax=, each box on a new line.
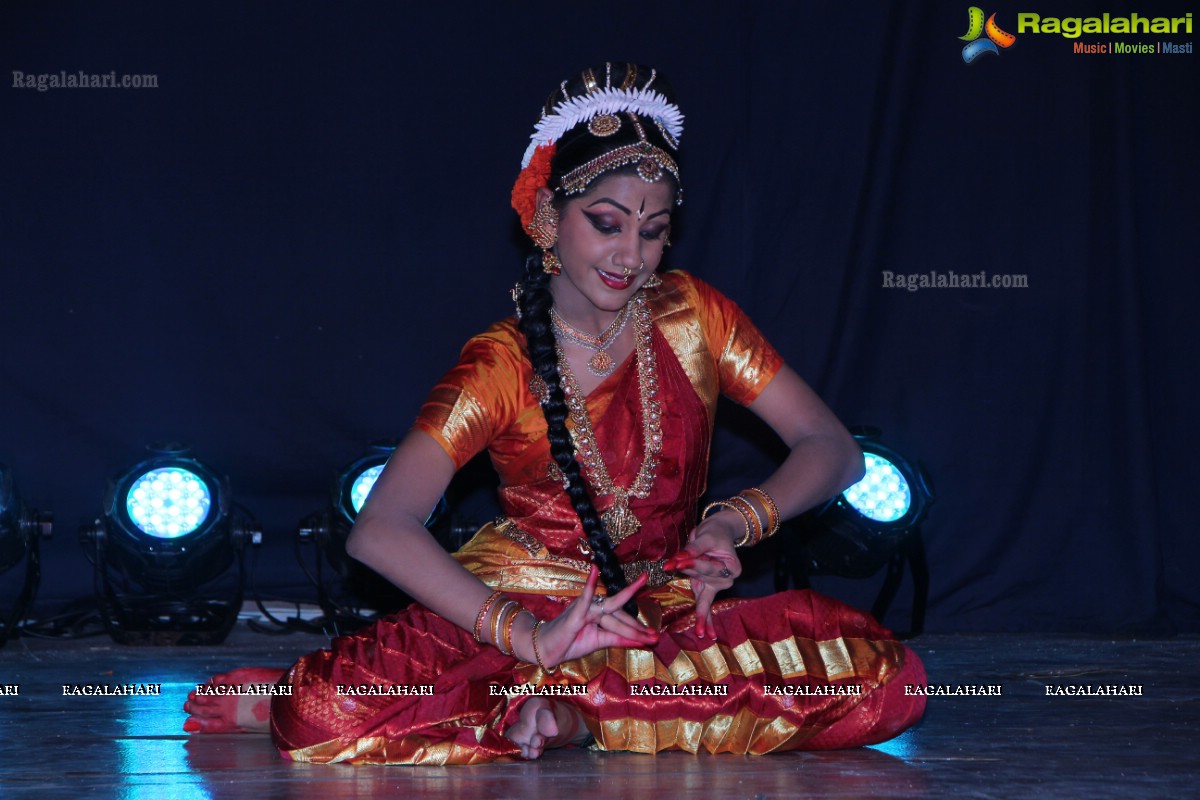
xmin=538 ymin=709 xmax=559 ymax=739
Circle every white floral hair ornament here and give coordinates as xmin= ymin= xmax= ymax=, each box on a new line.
xmin=520 ymin=87 xmax=685 ymax=168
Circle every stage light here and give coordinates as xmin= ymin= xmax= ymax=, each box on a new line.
xmin=297 ymin=443 xmax=447 ymax=628
xmin=126 ymin=466 xmax=212 ymax=539
xmin=80 ymin=444 xmax=260 ymax=645
xmin=334 ymin=444 xmax=409 ymax=525
xmin=777 ymin=428 xmax=934 ymax=635
xmin=844 ymin=453 xmax=911 ymax=522
xmin=348 ymin=463 xmax=384 ymax=515
xmin=0 ymin=464 xmax=52 ymax=647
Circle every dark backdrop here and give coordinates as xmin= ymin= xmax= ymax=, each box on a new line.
xmin=2 ymin=1 xmax=1195 ymax=633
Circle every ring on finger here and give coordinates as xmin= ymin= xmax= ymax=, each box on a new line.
xmin=592 ymin=595 xmax=606 ymax=610
xmin=719 ymin=567 xmax=732 ymax=579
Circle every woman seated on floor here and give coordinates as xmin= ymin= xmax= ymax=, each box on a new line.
xmin=184 ymin=61 xmax=926 ymax=764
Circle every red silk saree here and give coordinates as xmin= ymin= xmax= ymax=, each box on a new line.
xmin=270 ymin=272 xmax=925 ymax=764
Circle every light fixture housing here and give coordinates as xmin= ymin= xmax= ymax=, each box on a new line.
xmin=801 ymin=431 xmax=933 ymax=577
xmin=81 ymin=444 xmax=259 ymax=645
xmin=297 ymin=443 xmax=447 ymax=627
xmin=0 ymin=464 xmax=52 ymax=647
xmin=0 ymin=467 xmax=28 ymax=577
xmin=776 ymin=428 xmax=934 ymax=635
xmin=102 ymin=452 xmax=231 ymax=588
xmin=336 ymin=444 xmax=394 ymax=526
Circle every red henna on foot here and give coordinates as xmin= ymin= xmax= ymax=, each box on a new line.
xmin=183 ymin=666 xmax=285 ymax=734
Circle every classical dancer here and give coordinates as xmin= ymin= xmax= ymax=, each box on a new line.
xmin=184 ymin=62 xmax=926 ymax=763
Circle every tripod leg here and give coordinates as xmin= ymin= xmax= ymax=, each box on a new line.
xmin=907 ymin=527 xmax=930 ymax=635
xmin=872 ymin=551 xmax=905 ymax=624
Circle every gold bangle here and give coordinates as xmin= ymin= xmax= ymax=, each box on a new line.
xmin=740 ymin=487 xmax=781 ymax=537
xmin=722 ymin=495 xmax=762 ymax=547
xmin=531 ymin=619 xmax=557 ymax=674
xmin=492 ymin=604 xmax=520 ymax=652
xmin=500 ymin=605 xmax=525 ymax=657
xmin=473 ymin=591 xmax=502 ymax=643
xmin=727 ymin=495 xmax=764 ymax=544
xmin=701 ymin=500 xmax=754 ymax=547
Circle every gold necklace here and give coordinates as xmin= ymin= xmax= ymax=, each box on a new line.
xmin=550 ymin=301 xmax=632 ymax=377
xmin=555 ymin=292 xmax=662 ymax=544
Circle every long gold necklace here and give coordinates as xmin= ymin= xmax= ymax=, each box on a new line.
xmin=555 ymin=291 xmax=662 ymax=544
xmin=550 ymin=301 xmax=632 ymax=377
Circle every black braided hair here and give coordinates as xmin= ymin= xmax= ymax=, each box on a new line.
xmin=515 ymin=63 xmax=682 ymax=616
xmin=516 ymin=253 xmax=632 ymax=610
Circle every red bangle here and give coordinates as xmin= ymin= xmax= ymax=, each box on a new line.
xmin=473 ymin=591 xmax=503 ymax=643
xmin=507 ymin=610 xmax=535 ymax=661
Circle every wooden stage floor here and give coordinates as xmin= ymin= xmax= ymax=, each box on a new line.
xmin=1 ymin=627 xmax=1196 ymax=799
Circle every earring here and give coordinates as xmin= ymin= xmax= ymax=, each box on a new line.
xmin=528 ymin=201 xmax=561 ymax=275
xmin=645 ymin=273 xmax=663 ymax=289
xmin=664 ymin=231 xmax=672 ymax=249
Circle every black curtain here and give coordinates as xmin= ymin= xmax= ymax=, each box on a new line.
xmin=1 ymin=0 xmax=1195 ymax=632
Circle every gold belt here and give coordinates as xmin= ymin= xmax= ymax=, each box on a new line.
xmin=495 ymin=516 xmax=671 ymax=588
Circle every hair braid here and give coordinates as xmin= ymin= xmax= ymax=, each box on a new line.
xmin=517 ymin=251 xmax=636 ymax=615
xmin=507 ymin=62 xmax=683 ymax=619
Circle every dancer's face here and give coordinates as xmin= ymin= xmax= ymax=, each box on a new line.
xmin=545 ymin=173 xmax=673 ymax=320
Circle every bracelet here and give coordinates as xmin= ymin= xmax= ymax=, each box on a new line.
xmin=723 ymin=495 xmax=763 ymax=546
xmin=531 ymin=619 xmax=557 ymax=674
xmin=500 ymin=606 xmax=528 ymax=657
xmin=701 ymin=499 xmax=756 ymax=547
xmin=740 ymin=487 xmax=780 ymax=538
xmin=701 ymin=487 xmax=783 ymax=547
xmin=473 ymin=591 xmax=503 ymax=643
xmin=491 ymin=600 xmax=519 ymax=653
xmin=508 ymin=610 xmax=535 ymax=661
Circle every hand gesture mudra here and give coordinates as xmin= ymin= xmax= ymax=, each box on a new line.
xmin=669 ymin=511 xmax=743 ymax=639
xmin=530 ymin=566 xmax=659 ymax=670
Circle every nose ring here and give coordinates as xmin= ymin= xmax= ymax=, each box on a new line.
xmin=622 ymin=265 xmax=633 ymax=278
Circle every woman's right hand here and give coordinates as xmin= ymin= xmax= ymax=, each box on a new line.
xmin=522 ymin=566 xmax=658 ymax=670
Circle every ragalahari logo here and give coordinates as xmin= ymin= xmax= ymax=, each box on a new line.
xmin=960 ymin=7 xmax=1017 ymax=62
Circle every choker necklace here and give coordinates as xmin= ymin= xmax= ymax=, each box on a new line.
xmin=555 ymin=291 xmax=661 ymax=545
xmin=551 ymin=300 xmax=632 ymax=377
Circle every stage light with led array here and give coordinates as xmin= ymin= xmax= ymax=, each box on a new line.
xmin=80 ymin=444 xmax=260 ymax=645
xmin=777 ymin=428 xmax=934 ymax=634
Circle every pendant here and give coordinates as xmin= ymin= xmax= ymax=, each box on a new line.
xmin=602 ymin=496 xmax=641 ymax=544
xmin=588 ymin=350 xmax=615 ymax=377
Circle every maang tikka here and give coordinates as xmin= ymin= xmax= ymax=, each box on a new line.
xmin=529 ymin=201 xmax=562 ymax=275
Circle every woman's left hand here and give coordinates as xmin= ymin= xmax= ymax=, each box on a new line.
xmin=667 ymin=511 xmax=743 ymax=639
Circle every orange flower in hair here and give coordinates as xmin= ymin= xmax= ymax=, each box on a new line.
xmin=511 ymin=143 xmax=556 ymax=231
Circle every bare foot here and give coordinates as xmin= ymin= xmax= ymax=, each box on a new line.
xmin=504 ymin=697 xmax=588 ymax=760
xmin=183 ymin=667 xmax=285 ymax=734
